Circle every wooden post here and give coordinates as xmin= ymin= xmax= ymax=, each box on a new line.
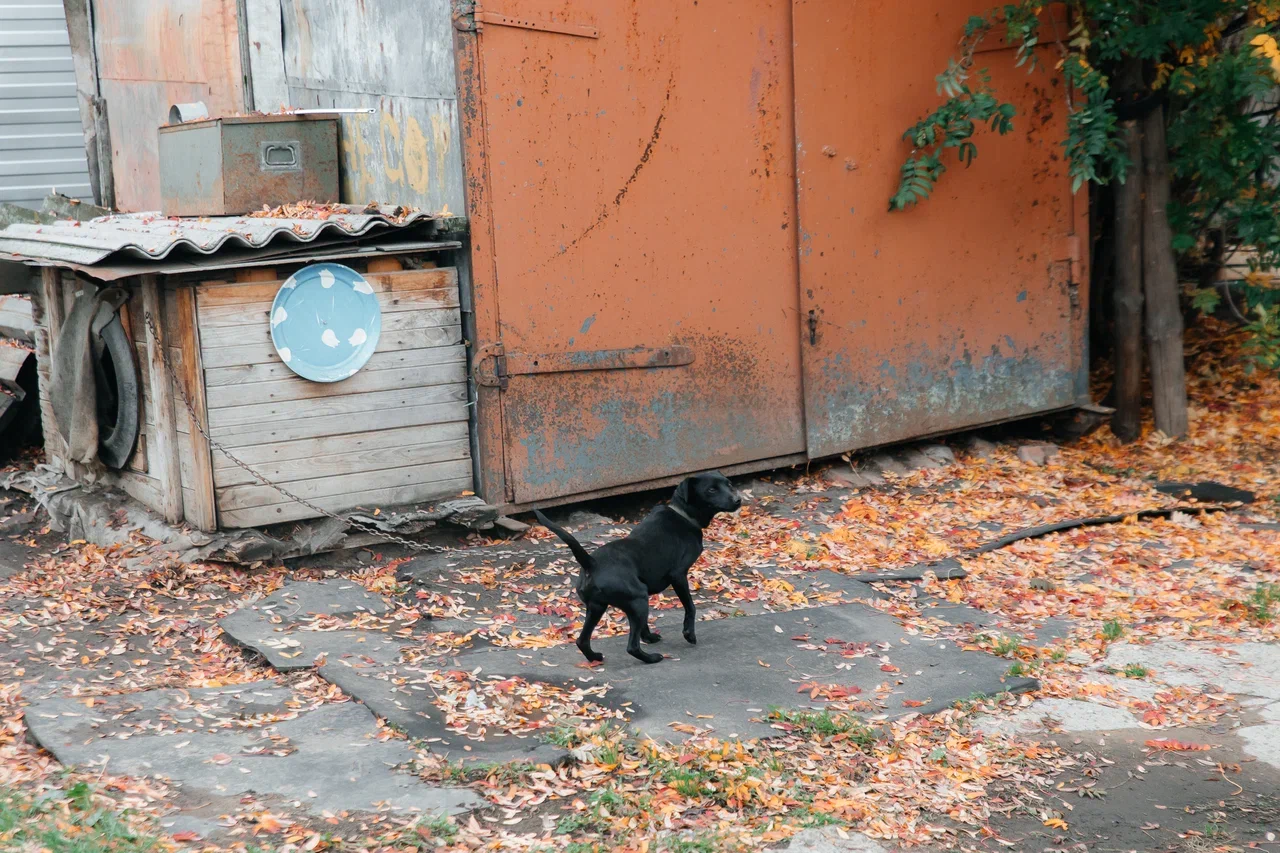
xmin=31 ymin=268 xmax=66 ymax=466
xmin=140 ymin=276 xmax=184 ymax=523
xmin=1140 ymin=106 xmax=1189 ymax=439
xmin=171 ymin=287 xmax=218 ymax=531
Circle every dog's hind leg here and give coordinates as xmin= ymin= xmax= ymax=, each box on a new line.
xmin=671 ymin=575 xmax=697 ymax=645
xmin=622 ymin=598 xmax=664 ymax=664
xmin=577 ymin=602 xmax=607 ymax=663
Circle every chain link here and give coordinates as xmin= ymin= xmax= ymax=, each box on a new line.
xmin=145 ymin=311 xmax=454 ymax=553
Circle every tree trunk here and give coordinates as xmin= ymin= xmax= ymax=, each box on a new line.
xmin=1140 ymin=105 xmax=1189 ymax=438
xmin=1111 ymin=81 xmax=1145 ymax=442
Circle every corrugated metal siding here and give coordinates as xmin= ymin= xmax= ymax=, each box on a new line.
xmin=0 ymin=3 xmax=92 ymax=208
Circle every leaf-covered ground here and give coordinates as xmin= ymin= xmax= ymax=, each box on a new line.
xmin=1 ymin=318 xmax=1277 ymax=852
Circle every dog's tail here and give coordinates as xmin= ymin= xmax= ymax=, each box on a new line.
xmin=534 ymin=510 xmax=596 ymax=572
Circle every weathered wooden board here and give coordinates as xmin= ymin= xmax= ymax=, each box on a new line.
xmin=195 ymin=268 xmax=458 ymax=307
xmin=211 ymin=400 xmax=466 ymax=448
xmin=204 ymin=344 xmax=464 ymax=387
xmin=205 ymin=361 xmax=466 ymax=409
xmin=197 ymin=287 xmax=459 ymax=328
xmin=265 ymin=0 xmax=466 ymax=213
xmin=201 ymin=324 xmax=463 ymax=368
xmin=210 ymin=421 xmax=469 ymax=469
xmin=207 ymin=383 xmax=465 ymax=430
xmin=212 ymin=436 xmax=470 ymax=489
xmin=217 ymin=458 xmax=472 ymax=511
xmin=200 ymin=307 xmax=461 ymax=350
xmin=219 ymin=475 xmax=474 ymax=528
xmin=141 ymin=275 xmax=184 ymax=522
xmin=173 ymin=287 xmax=217 ymax=530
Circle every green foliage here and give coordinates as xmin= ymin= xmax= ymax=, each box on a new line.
xmin=1246 ymin=582 xmax=1280 ymax=623
xmin=767 ymin=708 xmax=881 ymax=745
xmin=1101 ymin=619 xmax=1125 ymax=641
xmin=0 ymin=785 xmax=162 ymax=853
xmin=894 ymin=1 xmax=1280 ymax=366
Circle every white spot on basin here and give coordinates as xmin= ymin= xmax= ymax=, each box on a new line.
xmin=348 ymin=328 xmax=367 ymax=346
xmin=321 ymin=329 xmax=340 ymax=348
xmin=278 ymin=347 xmax=292 ymax=363
xmin=280 ymin=276 xmax=298 ymax=290
xmin=319 ymin=269 xmax=336 ymax=289
xmin=272 ymin=307 xmax=287 ymax=327
xmin=353 ymin=278 xmax=374 ymax=295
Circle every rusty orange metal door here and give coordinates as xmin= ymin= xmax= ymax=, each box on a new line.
xmin=792 ymin=1 xmax=1089 ymax=458
xmin=466 ymin=0 xmax=806 ymax=503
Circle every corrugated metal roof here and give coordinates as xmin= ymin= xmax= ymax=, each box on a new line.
xmin=0 ymin=3 xmax=93 ymax=208
xmin=0 ymin=206 xmax=456 ymax=267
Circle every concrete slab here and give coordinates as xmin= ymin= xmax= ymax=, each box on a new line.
xmin=974 ymin=698 xmax=1138 ymax=738
xmin=451 ymin=601 xmax=1035 ymax=744
xmin=1102 ymin=640 xmax=1280 ymax=701
xmin=24 ymin=683 xmax=482 ymax=818
xmin=778 ymin=828 xmax=895 ymax=852
xmin=1237 ymin=700 xmax=1280 ymax=771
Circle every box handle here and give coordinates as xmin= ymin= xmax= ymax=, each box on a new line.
xmin=260 ymin=141 xmax=302 ymax=172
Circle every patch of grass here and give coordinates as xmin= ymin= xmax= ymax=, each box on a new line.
xmin=1007 ymin=660 xmax=1038 ymax=678
xmin=470 ymin=761 xmax=537 ymax=784
xmin=563 ymin=844 xmax=601 ymax=853
xmin=1048 ymin=648 xmax=1068 ymax=662
xmin=1101 ymin=620 xmax=1125 ymax=642
xmin=0 ymin=785 xmax=162 ymax=853
xmin=1122 ymin=664 xmax=1151 ymax=678
xmin=664 ymin=768 xmax=712 ymax=798
xmin=767 ymin=708 xmax=880 ymax=745
xmin=543 ymin=722 xmax=584 ymax=748
xmin=975 ymin=632 xmax=1021 ymax=657
xmin=664 ymin=833 xmax=723 ymax=853
xmin=411 ymin=815 xmax=457 ymax=845
xmin=1247 ymin=583 xmax=1280 ymax=624
xmin=797 ymin=808 xmax=845 ymax=828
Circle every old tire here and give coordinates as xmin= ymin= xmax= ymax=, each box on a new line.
xmin=97 ymin=314 xmax=139 ymax=470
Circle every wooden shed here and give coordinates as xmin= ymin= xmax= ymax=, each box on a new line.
xmin=4 ymin=210 xmax=471 ymax=531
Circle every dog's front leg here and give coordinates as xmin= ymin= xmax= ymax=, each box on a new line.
xmin=671 ymin=575 xmax=697 ymax=645
xmin=577 ymin=603 xmax=607 ymax=663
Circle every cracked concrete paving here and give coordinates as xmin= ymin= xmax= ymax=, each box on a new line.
xmin=219 ymin=582 xmax=1035 ymax=754
xmin=24 ymin=681 xmax=482 ymax=833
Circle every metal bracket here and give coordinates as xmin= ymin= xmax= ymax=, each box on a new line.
xmin=473 ymin=4 xmax=599 ymax=38
xmin=474 ymin=342 xmax=508 ymax=390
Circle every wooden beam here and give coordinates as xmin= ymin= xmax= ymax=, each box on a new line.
xmin=171 ymin=287 xmax=217 ymax=530
xmin=35 ymin=267 xmax=69 ymax=467
xmin=140 ymin=276 xmax=184 ymax=523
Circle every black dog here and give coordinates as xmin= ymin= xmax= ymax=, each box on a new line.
xmin=534 ymin=472 xmax=742 ymax=665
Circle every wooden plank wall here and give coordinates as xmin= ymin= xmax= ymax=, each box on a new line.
xmin=195 ymin=267 xmax=473 ymax=528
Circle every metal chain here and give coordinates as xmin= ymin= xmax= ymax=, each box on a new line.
xmin=144 ymin=311 xmax=453 ymax=553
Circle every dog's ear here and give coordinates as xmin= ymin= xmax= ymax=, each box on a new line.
xmin=673 ymin=478 xmax=692 ymax=505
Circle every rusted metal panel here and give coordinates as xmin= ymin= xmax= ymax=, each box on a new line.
xmin=92 ymin=0 xmax=247 ymax=212
xmin=275 ymin=0 xmax=465 ymax=214
xmin=791 ymin=0 xmax=1088 ymax=459
xmin=467 ymin=0 xmax=805 ymax=503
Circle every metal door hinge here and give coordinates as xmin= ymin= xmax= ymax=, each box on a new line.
xmin=472 ymin=3 xmax=599 ymax=38
xmin=474 ymin=343 xmax=693 ymax=390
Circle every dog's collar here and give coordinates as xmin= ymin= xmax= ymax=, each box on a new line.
xmin=666 ymin=502 xmax=701 ymax=530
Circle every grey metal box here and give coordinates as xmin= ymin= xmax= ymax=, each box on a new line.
xmin=158 ymin=115 xmax=339 ymax=217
